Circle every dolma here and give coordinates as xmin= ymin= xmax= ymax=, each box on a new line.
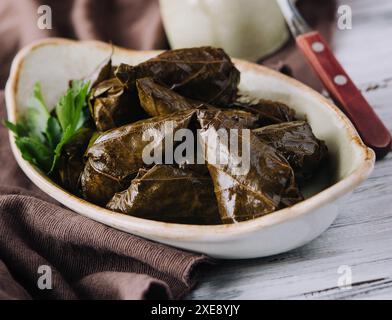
xmin=222 ymin=109 xmax=260 ymax=129
xmin=136 ymin=77 xmax=198 ymax=117
xmin=106 ymin=164 xmax=221 ymax=225
xmin=85 ymin=55 xmax=113 ymax=89
xmin=58 ymin=127 xmax=94 ymax=194
xmin=231 ymin=97 xmax=297 ymax=126
xmin=89 ymin=77 xmax=147 ymax=132
xmin=81 ymin=109 xmax=195 ymax=205
xmin=197 ymin=108 xmax=303 ymax=224
xmin=137 ymin=77 xmax=259 ymax=128
xmin=115 ymin=47 xmax=240 ymax=107
xmin=253 ymin=121 xmax=328 ymax=180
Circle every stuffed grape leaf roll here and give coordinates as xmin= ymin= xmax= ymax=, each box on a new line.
xmin=197 ymin=108 xmax=303 ymax=224
xmin=136 ymin=77 xmax=198 ymax=117
xmin=253 ymin=121 xmax=328 ymax=180
xmin=115 ymin=47 xmax=240 ymax=107
xmin=85 ymin=55 xmax=113 ymax=89
xmin=89 ymin=78 xmax=148 ymax=132
xmin=58 ymin=127 xmax=94 ymax=194
xmin=106 ymin=164 xmax=221 ymax=225
xmin=231 ymin=98 xmax=297 ymax=126
xmin=81 ymin=109 xmax=195 ymax=205
xmin=136 ymin=77 xmax=259 ymax=128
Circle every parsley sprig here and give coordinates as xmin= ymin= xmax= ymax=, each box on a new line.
xmin=5 ymin=81 xmax=90 ymax=174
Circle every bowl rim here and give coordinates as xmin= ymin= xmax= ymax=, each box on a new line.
xmin=5 ymin=38 xmax=376 ymax=241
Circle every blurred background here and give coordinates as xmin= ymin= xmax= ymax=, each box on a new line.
xmin=0 ymin=0 xmax=335 ymax=89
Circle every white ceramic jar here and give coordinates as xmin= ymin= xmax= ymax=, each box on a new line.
xmin=159 ymin=0 xmax=289 ymax=61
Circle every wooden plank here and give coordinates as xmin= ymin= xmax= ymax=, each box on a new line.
xmin=189 ymin=0 xmax=392 ymax=300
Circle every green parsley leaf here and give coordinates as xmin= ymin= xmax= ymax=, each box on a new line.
xmin=4 ymin=119 xmax=29 ymax=137
xmin=4 ymin=80 xmax=91 ymax=175
xmin=45 ymin=116 xmax=62 ymax=149
xmin=50 ymin=80 xmax=90 ymax=172
xmin=26 ymin=82 xmax=50 ymax=142
xmin=15 ymin=136 xmax=53 ymax=172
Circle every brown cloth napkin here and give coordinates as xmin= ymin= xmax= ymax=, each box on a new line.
xmin=0 ymin=92 xmax=209 ymax=300
xmin=0 ymin=0 xmax=335 ymax=300
xmin=0 ymin=0 xmax=210 ymax=301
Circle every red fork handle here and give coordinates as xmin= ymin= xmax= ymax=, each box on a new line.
xmin=296 ymin=31 xmax=391 ymax=159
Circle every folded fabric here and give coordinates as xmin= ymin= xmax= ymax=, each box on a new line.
xmin=0 ymin=93 xmax=211 ymax=300
xmin=0 ymin=0 xmax=336 ymax=300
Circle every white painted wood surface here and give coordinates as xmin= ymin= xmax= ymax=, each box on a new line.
xmin=188 ymin=0 xmax=392 ymax=300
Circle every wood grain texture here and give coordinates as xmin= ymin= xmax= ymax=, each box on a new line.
xmin=188 ymin=0 xmax=392 ymax=300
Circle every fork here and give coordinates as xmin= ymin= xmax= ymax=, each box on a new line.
xmin=277 ymin=0 xmax=391 ymax=159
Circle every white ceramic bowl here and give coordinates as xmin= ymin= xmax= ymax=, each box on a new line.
xmin=5 ymin=39 xmax=375 ymax=259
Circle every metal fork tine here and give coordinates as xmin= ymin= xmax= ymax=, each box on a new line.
xmin=276 ymin=0 xmax=312 ymax=37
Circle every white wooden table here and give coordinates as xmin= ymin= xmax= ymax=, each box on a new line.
xmin=188 ymin=0 xmax=392 ymax=300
